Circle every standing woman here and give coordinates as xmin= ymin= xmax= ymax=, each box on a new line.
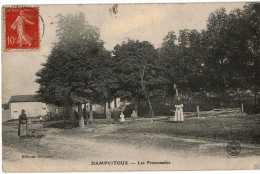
xmin=173 ymin=84 xmax=184 ymax=122
xmin=18 ymin=109 xmax=27 ymax=137
xmin=174 ymin=96 xmax=184 ymax=122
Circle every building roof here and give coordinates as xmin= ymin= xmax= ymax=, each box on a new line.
xmin=9 ymin=95 xmax=39 ymax=103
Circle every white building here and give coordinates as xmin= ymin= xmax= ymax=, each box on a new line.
xmin=8 ymin=95 xmax=48 ymax=119
xmin=5 ymin=95 xmax=127 ymax=120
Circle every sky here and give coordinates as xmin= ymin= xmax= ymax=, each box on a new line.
xmin=2 ymin=3 xmax=245 ymax=103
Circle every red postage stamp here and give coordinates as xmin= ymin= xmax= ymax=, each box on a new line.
xmin=4 ymin=7 xmax=39 ymax=51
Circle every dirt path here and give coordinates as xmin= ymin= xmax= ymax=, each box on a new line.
xmin=2 ymin=121 xmax=260 ymax=172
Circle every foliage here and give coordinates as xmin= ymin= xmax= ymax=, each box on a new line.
xmin=159 ymin=30 xmax=205 ymax=100
xmin=36 ymin=2 xmax=260 ymax=118
xmin=159 ymin=3 xmax=260 ymax=105
xmin=203 ymin=3 xmax=259 ymax=100
xmin=36 ymin=13 xmax=111 ymax=119
xmin=112 ymin=40 xmax=163 ymax=108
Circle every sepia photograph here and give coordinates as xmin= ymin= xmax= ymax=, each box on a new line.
xmin=1 ymin=2 xmax=260 ymax=172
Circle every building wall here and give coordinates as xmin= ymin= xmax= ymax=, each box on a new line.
xmin=47 ymin=104 xmax=59 ymax=115
xmin=81 ymin=103 xmax=105 ymax=113
xmin=2 ymin=109 xmax=11 ymax=122
xmin=109 ymin=98 xmax=121 ymax=110
xmin=106 ymin=98 xmax=126 ymax=111
xmin=10 ymin=102 xmax=48 ymax=119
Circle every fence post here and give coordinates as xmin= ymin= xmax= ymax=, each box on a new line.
xmin=241 ymin=103 xmax=244 ymax=113
xmin=197 ymin=105 xmax=200 ymax=117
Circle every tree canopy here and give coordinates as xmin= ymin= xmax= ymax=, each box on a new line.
xmin=159 ymin=2 xmax=259 ymax=103
xmin=36 ymin=3 xmax=260 ymax=120
xmin=36 ymin=13 xmax=111 ymax=121
xmin=112 ymin=40 xmax=163 ymax=112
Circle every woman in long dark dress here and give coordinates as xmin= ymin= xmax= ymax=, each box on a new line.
xmin=18 ymin=109 xmax=27 ymax=137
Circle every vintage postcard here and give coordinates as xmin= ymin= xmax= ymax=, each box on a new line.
xmin=1 ymin=2 xmax=260 ymax=172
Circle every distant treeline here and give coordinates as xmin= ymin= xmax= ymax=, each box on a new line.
xmin=36 ymin=3 xmax=260 ymax=120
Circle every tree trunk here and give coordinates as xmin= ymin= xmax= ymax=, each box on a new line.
xmin=83 ymin=102 xmax=88 ymax=124
xmin=147 ymin=97 xmax=154 ymax=118
xmin=108 ymin=101 xmax=111 ymax=109
xmin=114 ymin=98 xmax=117 ymax=108
xmin=78 ymin=103 xmax=84 ymax=129
xmin=65 ymin=104 xmax=74 ymax=120
xmin=174 ymin=83 xmax=179 ymax=96
xmin=89 ymin=103 xmax=93 ymax=121
xmin=254 ymin=91 xmax=258 ymax=105
xmin=104 ymin=102 xmax=107 ymax=118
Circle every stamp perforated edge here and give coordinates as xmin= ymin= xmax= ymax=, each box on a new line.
xmin=2 ymin=5 xmax=41 ymax=52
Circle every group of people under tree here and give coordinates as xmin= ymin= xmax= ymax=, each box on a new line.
xmin=17 ymin=84 xmax=184 ymax=137
xmin=34 ymin=2 xmax=260 ymax=132
xmin=104 ymin=84 xmax=184 ymax=124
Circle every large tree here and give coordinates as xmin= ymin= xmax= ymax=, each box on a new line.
xmin=242 ymin=2 xmax=260 ymax=103
xmin=204 ymin=3 xmax=260 ymax=103
xmin=203 ymin=7 xmax=231 ymax=100
xmin=159 ymin=3 xmax=260 ymax=109
xmin=159 ymin=30 xmax=205 ymax=102
xmin=112 ymin=40 xmax=162 ymax=116
xmin=36 ymin=13 xmax=111 ymax=128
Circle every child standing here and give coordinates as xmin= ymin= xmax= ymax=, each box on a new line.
xmin=120 ymin=112 xmax=125 ymax=123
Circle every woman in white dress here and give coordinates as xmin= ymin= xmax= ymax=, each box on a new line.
xmin=174 ymin=96 xmax=184 ymax=122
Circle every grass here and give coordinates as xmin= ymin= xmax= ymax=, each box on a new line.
xmin=41 ymin=113 xmax=260 ymax=144
xmin=5 ymin=113 xmax=260 ymax=145
xmin=2 ymin=113 xmax=260 ymax=161
xmin=113 ymin=114 xmax=260 ymax=144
